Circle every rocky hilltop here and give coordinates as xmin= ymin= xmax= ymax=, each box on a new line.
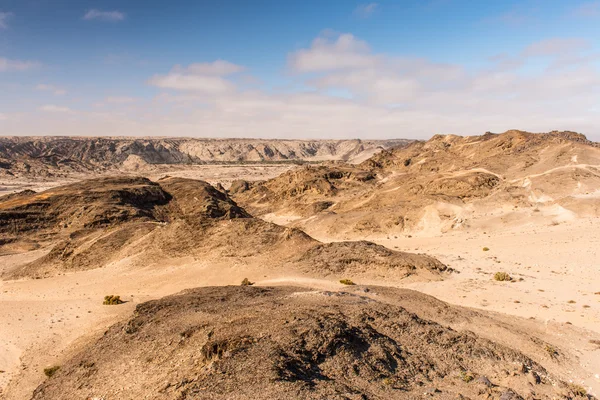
xmin=31 ymin=285 xmax=584 ymax=400
xmin=231 ymin=130 xmax=600 ymax=237
xmin=0 ymin=137 xmax=410 ymax=178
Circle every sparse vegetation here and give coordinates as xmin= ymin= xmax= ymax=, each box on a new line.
xmin=339 ymin=279 xmax=356 ymax=285
xmin=482 ymin=247 xmax=490 ymax=251
xmin=544 ymin=344 xmax=558 ymax=359
xmin=567 ymin=300 xmax=576 ymax=304
xmin=494 ymin=272 xmax=511 ymax=281
xmin=103 ymin=295 xmax=124 ymax=305
xmin=567 ymin=383 xmax=587 ymax=396
xmin=43 ymin=365 xmax=60 ymax=378
xmin=241 ymin=278 xmax=254 ymax=286
xmin=459 ymin=370 xmax=474 ymax=383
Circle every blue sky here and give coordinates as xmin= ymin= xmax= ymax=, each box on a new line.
xmin=0 ymin=0 xmax=599 ymax=139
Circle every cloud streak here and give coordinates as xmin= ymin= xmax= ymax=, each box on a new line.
xmin=572 ymin=1 xmax=600 ymax=17
xmin=36 ymin=84 xmax=67 ymax=95
xmin=83 ymin=9 xmax=126 ymax=22
xmin=40 ymin=105 xmax=73 ymax=113
xmin=0 ymin=57 xmax=40 ymax=72
xmin=148 ymin=60 xmax=244 ymax=93
xmin=0 ymin=11 xmax=13 ymax=29
xmin=354 ymin=3 xmax=378 ymax=18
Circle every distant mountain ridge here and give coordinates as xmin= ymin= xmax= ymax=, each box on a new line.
xmin=0 ymin=137 xmax=411 ymax=178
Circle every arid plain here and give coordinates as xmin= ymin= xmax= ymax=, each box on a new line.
xmin=1 ymin=132 xmax=599 ymax=399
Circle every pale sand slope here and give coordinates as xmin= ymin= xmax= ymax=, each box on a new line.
xmin=1 ymin=218 xmax=600 ymax=398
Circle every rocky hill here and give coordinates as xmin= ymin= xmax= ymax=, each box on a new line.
xmin=31 ymin=285 xmax=585 ymax=400
xmin=231 ymin=130 xmax=600 ymax=238
xmin=0 ymin=176 xmax=445 ymax=281
xmin=0 ymin=137 xmax=410 ymax=178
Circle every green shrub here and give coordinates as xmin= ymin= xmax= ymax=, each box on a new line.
xmin=482 ymin=247 xmax=490 ymax=251
xmin=339 ymin=279 xmax=356 ymax=285
xmin=459 ymin=370 xmax=474 ymax=383
xmin=241 ymin=278 xmax=254 ymax=286
xmin=494 ymin=272 xmax=511 ymax=281
xmin=44 ymin=366 xmax=60 ymax=378
xmin=103 ymin=295 xmax=124 ymax=305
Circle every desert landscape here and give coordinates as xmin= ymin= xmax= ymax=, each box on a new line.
xmin=0 ymin=130 xmax=599 ymax=399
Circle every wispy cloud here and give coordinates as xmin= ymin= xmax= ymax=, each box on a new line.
xmin=179 ymin=60 xmax=245 ymax=76
xmin=105 ymin=96 xmax=136 ymax=104
xmin=148 ymin=60 xmax=245 ymax=93
xmin=572 ymin=1 xmax=600 ymax=17
xmin=354 ymin=3 xmax=378 ymax=18
xmin=36 ymin=84 xmax=67 ymax=95
xmin=0 ymin=11 xmax=13 ymax=29
xmin=40 ymin=105 xmax=73 ymax=113
xmin=289 ymin=33 xmax=378 ymax=72
xmin=0 ymin=57 xmax=40 ymax=72
xmin=83 ymin=9 xmax=126 ymax=22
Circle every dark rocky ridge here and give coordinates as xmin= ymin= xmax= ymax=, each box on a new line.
xmin=31 ymin=285 xmax=586 ymax=400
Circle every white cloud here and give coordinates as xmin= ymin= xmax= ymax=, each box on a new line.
xmin=105 ymin=96 xmax=136 ymax=104
xmin=0 ymin=113 xmax=6 ymax=121
xmin=180 ymin=60 xmax=245 ymax=76
xmin=522 ymin=38 xmax=588 ymax=57
xmin=36 ymin=84 xmax=67 ymax=95
xmin=40 ymin=105 xmax=73 ymax=113
xmin=148 ymin=60 xmax=244 ymax=93
xmin=5 ymin=33 xmax=600 ymax=141
xmin=0 ymin=11 xmax=13 ymax=29
xmin=354 ymin=3 xmax=378 ymax=18
xmin=148 ymin=74 xmax=236 ymax=93
xmin=0 ymin=57 xmax=40 ymax=72
xmin=289 ymin=33 xmax=379 ymax=72
xmin=83 ymin=9 xmax=125 ymax=22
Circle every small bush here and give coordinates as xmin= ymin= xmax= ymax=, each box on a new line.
xmin=494 ymin=272 xmax=511 ymax=281
xmin=241 ymin=278 xmax=254 ymax=286
xmin=459 ymin=370 xmax=474 ymax=383
xmin=339 ymin=279 xmax=356 ymax=285
xmin=567 ymin=383 xmax=587 ymax=396
xmin=544 ymin=344 xmax=558 ymax=358
xmin=44 ymin=365 xmax=60 ymax=378
xmin=103 ymin=295 xmax=124 ymax=305
xmin=482 ymin=247 xmax=490 ymax=251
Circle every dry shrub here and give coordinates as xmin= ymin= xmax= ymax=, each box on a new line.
xmin=103 ymin=295 xmax=124 ymax=305
xmin=494 ymin=272 xmax=511 ymax=282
